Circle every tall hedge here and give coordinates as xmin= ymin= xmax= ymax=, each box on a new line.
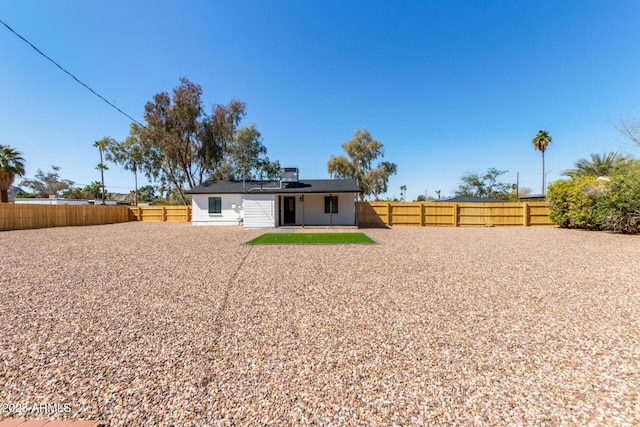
xmin=547 ymin=167 xmax=640 ymax=234
xmin=599 ymin=169 xmax=640 ymax=233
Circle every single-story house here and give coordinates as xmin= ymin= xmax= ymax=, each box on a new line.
xmin=187 ymin=168 xmax=360 ymax=228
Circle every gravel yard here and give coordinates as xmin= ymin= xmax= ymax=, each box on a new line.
xmin=1 ymin=223 xmax=639 ymax=426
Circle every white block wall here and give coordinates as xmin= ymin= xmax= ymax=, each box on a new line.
xmin=191 ymin=194 xmax=243 ymax=226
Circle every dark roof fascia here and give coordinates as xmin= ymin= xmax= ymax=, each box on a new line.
xmin=432 ymin=196 xmax=509 ymax=203
xmin=518 ymin=195 xmax=546 ymax=201
xmin=187 ymin=179 xmax=360 ymax=195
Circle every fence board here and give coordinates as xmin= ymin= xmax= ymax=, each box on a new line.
xmin=357 ymin=201 xmax=553 ymax=227
xmin=357 ymin=202 xmax=388 ymax=226
xmin=529 ymin=203 xmax=555 ymax=226
xmin=1 ymin=204 xmax=192 ymax=231
xmin=0 ymin=204 xmax=130 ymax=231
xmin=390 ymin=202 xmax=422 ymax=226
xmin=129 ymin=206 xmax=192 ymax=222
xmin=423 ymin=203 xmax=456 ymax=226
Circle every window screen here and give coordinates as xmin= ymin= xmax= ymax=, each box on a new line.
xmin=324 ymin=196 xmax=338 ymax=213
xmin=208 ymin=197 xmax=222 ymax=214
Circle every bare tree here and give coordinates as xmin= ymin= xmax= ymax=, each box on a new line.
xmin=617 ymin=117 xmax=640 ymax=148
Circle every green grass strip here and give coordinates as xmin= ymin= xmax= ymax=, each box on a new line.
xmin=246 ymin=232 xmax=376 ymax=245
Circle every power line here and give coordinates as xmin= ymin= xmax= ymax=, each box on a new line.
xmin=0 ymin=18 xmax=144 ymax=127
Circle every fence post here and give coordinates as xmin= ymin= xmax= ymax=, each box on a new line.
xmin=452 ymin=203 xmax=458 ymax=227
xmin=523 ymin=202 xmax=529 ymax=227
xmin=420 ymin=202 xmax=425 ymax=227
xmin=162 ymin=206 xmax=167 ymax=222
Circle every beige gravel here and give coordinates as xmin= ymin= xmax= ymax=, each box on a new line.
xmin=1 ymin=223 xmax=639 ymax=426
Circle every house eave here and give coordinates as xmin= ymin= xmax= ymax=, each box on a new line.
xmin=187 ymin=179 xmax=360 ymax=195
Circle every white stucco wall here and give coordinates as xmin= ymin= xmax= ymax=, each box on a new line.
xmin=191 ymin=194 xmax=243 ymax=226
xmin=275 ymin=193 xmax=355 ymax=226
xmin=191 ymin=192 xmax=355 ymax=227
xmin=243 ymin=194 xmax=276 ymax=229
xmin=299 ymin=193 xmax=355 ymax=226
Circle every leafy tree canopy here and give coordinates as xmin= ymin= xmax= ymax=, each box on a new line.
xmin=454 ymin=168 xmax=512 ymax=199
xmin=132 ymin=185 xmax=157 ymax=203
xmin=327 ymin=129 xmax=397 ymax=200
xmin=102 ymin=78 xmax=279 ymax=205
xmin=218 ymin=124 xmax=281 ymax=181
xmin=62 ymin=187 xmax=92 ymax=200
xmin=79 ymin=181 xmax=109 ymax=200
xmin=19 ymin=166 xmax=74 ymax=198
xmin=138 ymin=78 xmax=246 ymax=196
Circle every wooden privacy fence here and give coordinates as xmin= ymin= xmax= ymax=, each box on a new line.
xmin=3 ymin=202 xmax=550 ymax=230
xmin=128 ymin=206 xmax=192 ymax=222
xmin=357 ymin=201 xmax=554 ymax=227
xmin=1 ymin=205 xmax=192 ymax=231
xmin=0 ymin=204 xmax=130 ymax=231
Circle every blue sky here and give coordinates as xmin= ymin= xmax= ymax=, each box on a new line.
xmin=2 ymin=1 xmax=639 ymax=200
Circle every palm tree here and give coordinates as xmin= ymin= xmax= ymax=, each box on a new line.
xmin=103 ymin=134 xmax=143 ymax=206
xmin=0 ymin=145 xmax=26 ymax=203
xmin=562 ymin=152 xmax=637 ymax=178
xmin=532 ymin=130 xmax=552 ymax=194
xmin=93 ymin=139 xmax=109 ymax=205
xmin=95 ymin=163 xmax=109 ymax=203
xmin=400 ymin=185 xmax=407 ymax=201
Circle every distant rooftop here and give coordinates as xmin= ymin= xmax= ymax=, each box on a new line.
xmin=432 ymin=196 xmax=509 ymax=203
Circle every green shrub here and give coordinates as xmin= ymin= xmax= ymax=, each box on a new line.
xmin=547 ymin=165 xmax=640 ymax=234
xmin=597 ymin=167 xmax=640 ymax=233
xmin=547 ymin=176 xmax=602 ymax=229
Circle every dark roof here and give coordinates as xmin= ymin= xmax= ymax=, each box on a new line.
xmin=187 ymin=179 xmax=360 ymax=195
xmin=432 ymin=196 xmax=509 ymax=203
xmin=518 ymin=195 xmax=546 ymax=201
